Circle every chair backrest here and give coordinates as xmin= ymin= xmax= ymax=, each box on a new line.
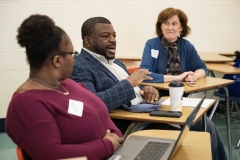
xmin=127 ymin=66 xmax=140 ymax=74
xmin=16 ymin=146 xmax=33 ymax=160
xmin=16 ymin=146 xmax=25 ymax=160
xmin=219 ymin=59 xmax=240 ymax=97
xmin=16 ymin=146 xmax=88 ymax=160
xmin=234 ymin=50 xmax=240 ymax=62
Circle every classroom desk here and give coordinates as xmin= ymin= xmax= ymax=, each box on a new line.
xmin=117 ymin=57 xmax=141 ymax=61
xmin=218 ymin=53 xmax=236 ymax=57
xmin=206 ymin=63 xmax=240 ymax=74
xmin=140 ymin=76 xmax=234 ymax=160
xmin=129 ymin=130 xmax=212 ymax=160
xmin=141 ymin=76 xmax=233 ymax=93
xmin=109 ymin=97 xmax=215 ymax=139
xmin=199 ymin=52 xmax=236 ymax=57
xmin=198 ymin=53 xmax=234 ymax=62
xmin=225 ymin=61 xmax=235 ymax=65
xmin=117 ymin=53 xmax=235 ymax=68
xmin=205 ymin=64 xmax=239 ymax=160
xmin=110 ymin=97 xmax=215 ymax=125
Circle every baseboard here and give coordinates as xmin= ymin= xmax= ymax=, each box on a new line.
xmin=0 ymin=118 xmax=5 ymax=133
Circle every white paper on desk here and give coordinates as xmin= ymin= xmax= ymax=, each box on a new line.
xmin=162 ymin=98 xmax=214 ymax=108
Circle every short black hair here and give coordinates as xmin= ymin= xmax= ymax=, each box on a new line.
xmin=17 ymin=14 xmax=67 ymax=71
xmin=81 ymin=17 xmax=111 ymax=39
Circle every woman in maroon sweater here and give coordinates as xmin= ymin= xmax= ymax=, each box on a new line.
xmin=5 ymin=14 xmax=123 ymax=160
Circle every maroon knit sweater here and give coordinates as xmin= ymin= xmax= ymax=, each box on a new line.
xmin=6 ymin=78 xmax=122 ymax=160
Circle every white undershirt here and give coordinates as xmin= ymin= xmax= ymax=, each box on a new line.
xmin=83 ymin=48 xmax=143 ymax=105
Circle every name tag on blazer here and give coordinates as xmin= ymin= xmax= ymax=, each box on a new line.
xmin=151 ymin=49 xmax=159 ymax=58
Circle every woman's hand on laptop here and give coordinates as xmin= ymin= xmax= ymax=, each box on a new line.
xmin=103 ymin=130 xmax=124 ymax=151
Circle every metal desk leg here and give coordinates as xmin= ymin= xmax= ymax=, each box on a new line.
xmin=187 ymin=92 xmax=193 ymax=98
xmin=209 ymin=98 xmax=220 ymax=120
xmin=202 ymin=113 xmax=207 ymax=132
xmin=123 ymin=121 xmax=137 ymax=139
xmin=223 ymin=86 xmax=232 ymax=160
xmin=208 ymin=70 xmax=215 ymax=77
xmin=236 ymin=139 xmax=240 ymax=149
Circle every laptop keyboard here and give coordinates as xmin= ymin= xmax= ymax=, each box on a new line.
xmin=133 ymin=141 xmax=171 ymax=160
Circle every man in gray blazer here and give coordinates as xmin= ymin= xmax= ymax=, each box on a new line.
xmin=70 ymin=17 xmax=227 ymax=160
xmin=71 ymin=17 xmax=161 ymax=132
xmin=71 ymin=17 xmax=160 ymax=113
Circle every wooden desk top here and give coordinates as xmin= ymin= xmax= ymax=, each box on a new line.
xmin=141 ymin=76 xmax=234 ymax=93
xmin=206 ymin=63 xmax=240 ymax=74
xmin=218 ymin=53 xmax=236 ymax=56
xmin=199 ymin=52 xmax=235 ymax=57
xmin=109 ymin=97 xmax=215 ymax=125
xmin=198 ymin=53 xmax=233 ymax=62
xmin=129 ymin=130 xmax=211 ymax=160
xmin=225 ymin=61 xmax=235 ymax=65
xmin=116 ymin=57 xmax=141 ymax=61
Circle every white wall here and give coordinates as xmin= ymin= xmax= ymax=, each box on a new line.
xmin=0 ymin=0 xmax=240 ymax=118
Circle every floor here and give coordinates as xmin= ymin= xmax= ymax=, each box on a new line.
xmin=211 ymin=103 xmax=240 ymax=160
xmin=0 ymin=110 xmax=240 ymax=160
xmin=0 ymin=132 xmax=17 ymax=160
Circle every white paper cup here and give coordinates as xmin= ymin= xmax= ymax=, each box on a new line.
xmin=169 ymin=81 xmax=184 ymax=111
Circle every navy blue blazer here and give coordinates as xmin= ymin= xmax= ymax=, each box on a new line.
xmin=71 ymin=49 xmax=136 ymax=112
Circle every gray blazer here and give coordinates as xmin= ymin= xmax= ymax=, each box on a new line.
xmin=71 ymin=49 xmax=136 ymax=112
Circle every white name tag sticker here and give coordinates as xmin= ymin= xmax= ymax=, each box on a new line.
xmin=151 ymin=49 xmax=159 ymax=58
xmin=68 ymin=99 xmax=84 ymax=117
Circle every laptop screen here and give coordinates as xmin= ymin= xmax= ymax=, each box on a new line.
xmin=168 ymin=94 xmax=206 ymax=160
xmin=109 ymin=94 xmax=206 ymax=160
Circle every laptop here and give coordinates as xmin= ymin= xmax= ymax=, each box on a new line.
xmin=109 ymin=94 xmax=206 ymax=160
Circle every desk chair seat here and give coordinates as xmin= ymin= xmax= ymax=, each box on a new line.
xmin=214 ymin=92 xmax=240 ymax=103
xmin=209 ymin=92 xmax=240 ymax=119
xmin=215 ymin=92 xmax=240 ymax=113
